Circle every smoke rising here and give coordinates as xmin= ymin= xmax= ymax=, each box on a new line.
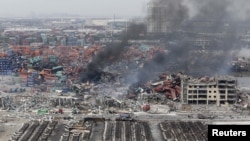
xmin=235 ymin=48 xmax=250 ymax=58
xmin=80 ymin=40 xmax=127 ymax=82
xmin=81 ymin=0 xmax=250 ymax=84
xmin=148 ymin=0 xmax=250 ymax=31
xmin=137 ymin=0 xmax=249 ymax=83
xmin=80 ymin=23 xmax=146 ymax=82
xmin=183 ymin=0 xmax=250 ymax=21
xmin=136 ymin=37 xmax=239 ymax=83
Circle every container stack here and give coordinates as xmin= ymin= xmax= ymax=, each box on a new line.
xmin=7 ymin=50 xmax=23 ymax=73
xmin=0 ymin=57 xmax=12 ymax=75
xmin=20 ymin=78 xmax=27 ymax=87
xmin=27 ymin=72 xmax=38 ymax=87
xmin=48 ymin=55 xmax=57 ymax=63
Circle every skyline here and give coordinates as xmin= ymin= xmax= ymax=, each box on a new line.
xmin=0 ymin=0 xmax=149 ymax=18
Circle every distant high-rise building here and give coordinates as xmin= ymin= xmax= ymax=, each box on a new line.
xmin=41 ymin=33 xmax=47 ymax=45
xmin=147 ymin=0 xmax=168 ymax=33
xmin=147 ymin=0 xmax=188 ymax=33
xmin=60 ymin=38 xmax=67 ymax=46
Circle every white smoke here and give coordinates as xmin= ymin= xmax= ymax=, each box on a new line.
xmin=235 ymin=48 xmax=250 ymax=58
xmin=183 ymin=0 xmax=250 ymax=21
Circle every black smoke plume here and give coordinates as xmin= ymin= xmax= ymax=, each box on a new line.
xmin=80 ymin=23 xmax=146 ymax=82
xmin=137 ymin=40 xmax=190 ymax=83
xmin=80 ymin=40 xmax=127 ymax=82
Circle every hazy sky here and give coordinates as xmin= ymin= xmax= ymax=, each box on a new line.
xmin=0 ymin=0 xmax=149 ymax=18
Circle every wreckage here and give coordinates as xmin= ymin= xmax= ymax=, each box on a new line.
xmin=128 ymin=73 xmax=183 ymax=102
xmin=234 ymin=91 xmax=250 ymax=111
xmin=126 ymin=72 xmax=241 ymax=108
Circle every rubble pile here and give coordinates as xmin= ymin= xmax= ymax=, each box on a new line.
xmin=127 ymin=73 xmax=183 ymax=102
xmin=0 ymin=92 xmax=82 ymax=113
xmin=187 ymin=76 xmax=215 ymax=83
xmin=234 ymin=91 xmax=249 ymax=109
xmin=0 ymin=43 xmax=165 ymax=115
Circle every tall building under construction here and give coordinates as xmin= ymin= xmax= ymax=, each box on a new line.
xmin=147 ymin=0 xmax=168 ymax=33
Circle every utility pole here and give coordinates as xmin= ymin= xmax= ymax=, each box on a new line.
xmin=111 ymin=14 xmax=116 ymax=43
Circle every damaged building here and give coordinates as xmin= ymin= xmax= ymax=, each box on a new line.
xmin=182 ymin=76 xmax=237 ymax=106
xmin=128 ymin=72 xmax=239 ymax=107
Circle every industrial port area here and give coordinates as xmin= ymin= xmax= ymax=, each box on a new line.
xmin=1 ymin=0 xmax=250 ymax=141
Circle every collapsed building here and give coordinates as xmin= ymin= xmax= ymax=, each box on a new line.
xmin=127 ymin=73 xmax=182 ymax=101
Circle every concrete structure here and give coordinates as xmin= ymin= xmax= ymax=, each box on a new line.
xmin=182 ymin=76 xmax=237 ymax=106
